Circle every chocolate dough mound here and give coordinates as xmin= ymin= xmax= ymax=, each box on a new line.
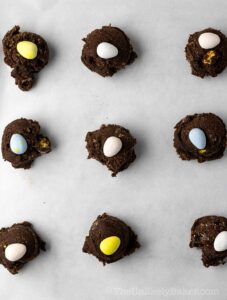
xmin=81 ymin=25 xmax=137 ymax=76
xmin=185 ymin=28 xmax=227 ymax=78
xmin=83 ymin=213 xmax=140 ymax=264
xmin=2 ymin=118 xmax=51 ymax=169
xmin=190 ymin=216 xmax=227 ymax=267
xmin=0 ymin=222 xmax=45 ymax=274
xmin=2 ymin=26 xmax=49 ymax=91
xmin=174 ymin=113 xmax=226 ymax=162
xmin=85 ymin=124 xmax=136 ymax=176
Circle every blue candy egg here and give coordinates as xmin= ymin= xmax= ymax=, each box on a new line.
xmin=189 ymin=128 xmax=206 ymax=150
xmin=10 ymin=134 xmax=28 ymax=155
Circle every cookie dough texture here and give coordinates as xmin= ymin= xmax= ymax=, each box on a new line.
xmin=0 ymin=222 xmax=45 ymax=274
xmin=2 ymin=26 xmax=49 ymax=91
xmin=83 ymin=213 xmax=140 ymax=264
xmin=174 ymin=113 xmax=226 ymax=162
xmin=190 ymin=216 xmax=227 ymax=267
xmin=185 ymin=28 xmax=227 ymax=78
xmin=85 ymin=124 xmax=136 ymax=176
xmin=2 ymin=118 xmax=51 ymax=169
xmin=81 ymin=25 xmax=137 ymax=76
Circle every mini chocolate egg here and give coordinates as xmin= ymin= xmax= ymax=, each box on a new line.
xmin=103 ymin=136 xmax=122 ymax=157
xmin=100 ymin=236 xmax=121 ymax=255
xmin=97 ymin=42 xmax=118 ymax=59
xmin=189 ymin=128 xmax=206 ymax=150
xmin=16 ymin=41 xmax=38 ymax=60
xmin=10 ymin=133 xmax=28 ymax=155
xmin=5 ymin=243 xmax=27 ymax=262
xmin=198 ymin=32 xmax=220 ymax=49
xmin=214 ymin=231 xmax=227 ymax=252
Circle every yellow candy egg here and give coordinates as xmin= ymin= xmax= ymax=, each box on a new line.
xmin=16 ymin=41 xmax=38 ymax=60
xmin=99 ymin=236 xmax=121 ymax=255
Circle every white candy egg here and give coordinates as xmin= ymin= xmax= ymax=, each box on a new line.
xmin=5 ymin=243 xmax=27 ymax=262
xmin=103 ymin=136 xmax=122 ymax=157
xmin=214 ymin=231 xmax=227 ymax=252
xmin=97 ymin=42 xmax=118 ymax=59
xmin=189 ymin=128 xmax=206 ymax=150
xmin=10 ymin=133 xmax=28 ymax=155
xmin=198 ymin=32 xmax=220 ymax=49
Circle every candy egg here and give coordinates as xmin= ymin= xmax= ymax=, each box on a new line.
xmin=214 ymin=231 xmax=227 ymax=252
xmin=189 ymin=128 xmax=206 ymax=150
xmin=97 ymin=42 xmax=118 ymax=59
xmin=5 ymin=243 xmax=27 ymax=262
xmin=10 ymin=133 xmax=28 ymax=155
xmin=103 ymin=136 xmax=122 ymax=157
xmin=16 ymin=41 xmax=38 ymax=60
xmin=198 ymin=32 xmax=220 ymax=49
xmin=100 ymin=236 xmax=121 ymax=255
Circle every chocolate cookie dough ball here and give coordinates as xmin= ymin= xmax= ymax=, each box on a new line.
xmin=190 ymin=216 xmax=227 ymax=267
xmin=2 ymin=118 xmax=51 ymax=169
xmin=174 ymin=113 xmax=226 ymax=162
xmin=2 ymin=26 xmax=49 ymax=91
xmin=85 ymin=124 xmax=136 ymax=176
xmin=0 ymin=222 xmax=45 ymax=274
xmin=81 ymin=25 xmax=137 ymax=77
xmin=83 ymin=213 xmax=140 ymax=265
xmin=185 ymin=28 xmax=227 ymax=78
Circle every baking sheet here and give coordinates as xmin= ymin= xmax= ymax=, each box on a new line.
xmin=0 ymin=0 xmax=227 ymax=299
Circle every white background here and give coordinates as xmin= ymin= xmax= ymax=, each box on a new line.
xmin=0 ymin=0 xmax=227 ymax=299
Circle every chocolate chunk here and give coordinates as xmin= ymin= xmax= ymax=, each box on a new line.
xmin=2 ymin=26 xmax=49 ymax=91
xmin=85 ymin=124 xmax=136 ymax=176
xmin=174 ymin=113 xmax=226 ymax=162
xmin=185 ymin=28 xmax=227 ymax=78
xmin=2 ymin=118 xmax=51 ymax=169
xmin=83 ymin=213 xmax=140 ymax=264
xmin=81 ymin=25 xmax=137 ymax=76
xmin=190 ymin=216 xmax=227 ymax=267
xmin=0 ymin=222 xmax=45 ymax=274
